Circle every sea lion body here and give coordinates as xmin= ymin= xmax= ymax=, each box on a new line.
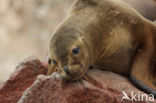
xmin=48 ymin=0 xmax=156 ymax=96
xmin=121 ymin=0 xmax=156 ymax=21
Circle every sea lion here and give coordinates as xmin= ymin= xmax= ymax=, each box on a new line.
xmin=47 ymin=0 xmax=156 ymax=96
xmin=121 ymin=0 xmax=156 ymax=21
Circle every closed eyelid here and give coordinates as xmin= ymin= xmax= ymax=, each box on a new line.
xmin=48 ymin=57 xmax=51 ymax=64
xmin=52 ymin=58 xmax=57 ymax=65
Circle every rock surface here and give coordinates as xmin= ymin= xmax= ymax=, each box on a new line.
xmin=18 ymin=70 xmax=156 ymax=103
xmin=0 ymin=56 xmax=155 ymax=103
xmin=0 ymin=57 xmax=48 ymax=103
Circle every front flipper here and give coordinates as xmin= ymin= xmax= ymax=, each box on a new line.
xmin=130 ymin=27 xmax=156 ymax=97
xmin=130 ymin=75 xmax=156 ymax=96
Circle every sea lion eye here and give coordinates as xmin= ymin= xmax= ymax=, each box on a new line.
xmin=72 ymin=45 xmax=80 ymax=54
xmin=52 ymin=59 xmax=57 ymax=65
xmin=48 ymin=57 xmax=51 ymax=64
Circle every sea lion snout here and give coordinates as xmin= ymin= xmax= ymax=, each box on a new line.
xmin=63 ymin=64 xmax=83 ymax=77
xmin=48 ymin=31 xmax=90 ymax=80
xmin=63 ymin=65 xmax=71 ymax=75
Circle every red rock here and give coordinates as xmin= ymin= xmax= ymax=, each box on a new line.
xmin=0 ymin=57 xmax=48 ymax=103
xmin=0 ymin=56 xmax=155 ymax=103
xmin=17 ymin=69 xmax=155 ymax=103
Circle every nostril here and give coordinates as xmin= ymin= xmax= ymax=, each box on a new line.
xmin=63 ymin=65 xmax=70 ymax=75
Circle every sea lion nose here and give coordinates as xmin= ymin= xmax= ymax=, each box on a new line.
xmin=63 ymin=65 xmax=70 ymax=75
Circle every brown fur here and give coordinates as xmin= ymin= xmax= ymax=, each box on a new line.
xmin=121 ymin=0 xmax=156 ymax=21
xmin=48 ymin=0 xmax=156 ymax=96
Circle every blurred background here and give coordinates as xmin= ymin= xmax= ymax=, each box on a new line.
xmin=0 ymin=0 xmax=74 ymax=82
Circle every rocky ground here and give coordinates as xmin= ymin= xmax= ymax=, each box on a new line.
xmin=0 ymin=57 xmax=155 ymax=103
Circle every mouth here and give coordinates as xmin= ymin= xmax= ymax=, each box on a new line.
xmin=65 ymin=64 xmax=83 ymax=76
xmin=60 ymin=64 xmax=85 ymax=80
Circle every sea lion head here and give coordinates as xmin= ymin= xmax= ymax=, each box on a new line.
xmin=48 ymin=28 xmax=91 ymax=80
